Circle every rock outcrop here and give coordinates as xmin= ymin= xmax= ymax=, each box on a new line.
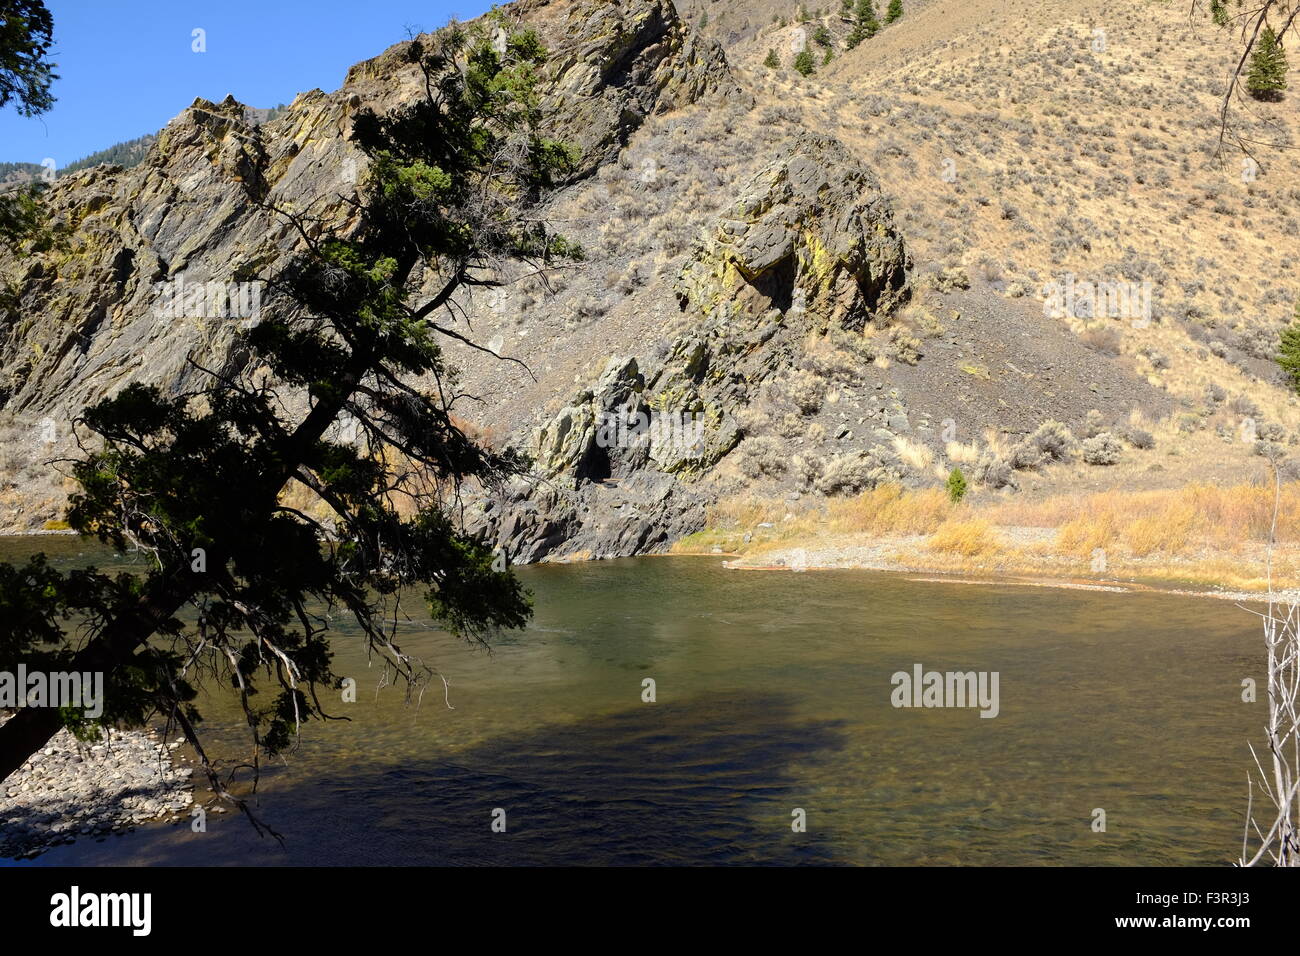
xmin=537 ymin=0 xmax=748 ymax=176
xmin=471 ymin=134 xmax=910 ymax=561
xmin=0 ymin=0 xmax=739 ymax=533
xmin=675 ymin=133 xmax=910 ymax=333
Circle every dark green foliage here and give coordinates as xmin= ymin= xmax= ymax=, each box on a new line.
xmin=794 ymin=50 xmax=816 ymax=75
xmin=0 ymin=0 xmax=57 ymax=116
xmin=764 ymin=48 xmax=780 ymax=68
xmin=60 ymin=133 xmax=157 ymax=176
xmin=0 ymin=160 xmax=41 ymax=179
xmin=886 ymin=0 xmax=903 ymax=24
xmin=1210 ymin=0 xmax=1229 ymax=27
xmin=823 ymin=48 xmax=834 ymax=65
xmin=0 ymin=181 xmax=57 ymax=253
xmin=947 ymin=467 xmax=967 ymax=504
xmin=813 ymin=25 xmax=832 ymax=48
xmin=0 ymin=18 xmax=579 ymax=815
xmin=1247 ymin=26 xmax=1288 ymax=100
xmin=1276 ymin=305 xmax=1300 ymax=392
xmin=0 ymin=2 xmax=56 ymax=261
xmin=846 ymin=0 xmax=880 ymax=47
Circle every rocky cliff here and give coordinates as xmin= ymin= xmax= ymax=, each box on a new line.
xmin=0 ymin=0 xmax=755 ymax=541
xmin=472 ymin=133 xmax=911 ymax=561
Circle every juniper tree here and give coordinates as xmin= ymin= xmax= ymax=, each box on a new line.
xmin=946 ymin=467 xmax=967 ymax=503
xmin=0 ymin=0 xmax=57 ymax=258
xmin=846 ymin=0 xmax=880 ymax=48
xmin=1277 ymin=303 xmax=1300 ymax=392
xmin=0 ymin=0 xmax=57 ymax=116
xmin=0 ymin=18 xmax=580 ymax=827
xmin=1248 ymin=25 xmax=1288 ymax=100
xmin=886 ymin=0 xmax=904 ymax=24
xmin=794 ymin=49 xmax=816 ymax=75
xmin=764 ymin=48 xmax=781 ymax=68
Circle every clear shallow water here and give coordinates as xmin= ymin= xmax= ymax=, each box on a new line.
xmin=1 ymin=536 xmax=1265 ymax=866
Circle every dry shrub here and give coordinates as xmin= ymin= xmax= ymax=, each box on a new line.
xmin=1124 ymin=503 xmax=1198 ymax=557
xmin=1055 ymin=507 xmax=1120 ymax=556
xmin=928 ymin=518 xmax=998 ymax=556
xmin=893 ymin=435 xmax=934 ymax=472
xmin=945 ymin=440 xmax=982 ymax=465
xmin=825 ymin=483 xmax=951 ymax=535
xmin=705 ymin=495 xmax=793 ymax=530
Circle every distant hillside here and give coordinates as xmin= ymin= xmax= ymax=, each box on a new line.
xmin=3 ymin=104 xmax=289 ymax=181
xmin=59 ymin=133 xmax=157 ymax=176
xmin=0 ymin=162 xmax=43 ymax=186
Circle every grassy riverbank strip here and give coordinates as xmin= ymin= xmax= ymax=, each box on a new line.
xmin=673 ymin=482 xmax=1300 ymax=599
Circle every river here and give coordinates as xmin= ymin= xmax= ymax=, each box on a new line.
xmin=1 ymin=536 xmax=1264 ymax=865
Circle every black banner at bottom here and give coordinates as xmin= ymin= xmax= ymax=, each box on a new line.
xmin=0 ymin=865 xmax=1276 ymax=943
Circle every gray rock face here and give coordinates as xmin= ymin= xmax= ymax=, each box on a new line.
xmin=0 ymin=0 xmax=739 ymax=532
xmin=537 ymin=0 xmax=748 ymax=176
xmin=676 ymin=133 xmax=911 ymax=333
xmin=471 ymin=355 xmax=717 ymax=563
xmin=472 ymin=135 xmax=910 ymax=562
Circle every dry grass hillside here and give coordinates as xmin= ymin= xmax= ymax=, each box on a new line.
xmin=653 ymin=0 xmax=1300 ymax=590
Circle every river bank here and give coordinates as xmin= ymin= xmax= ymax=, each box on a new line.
xmin=672 ymin=481 xmax=1300 ymax=601
xmin=0 ymin=718 xmax=194 ymax=860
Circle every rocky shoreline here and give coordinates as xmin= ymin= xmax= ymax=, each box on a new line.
xmin=0 ymin=719 xmax=194 ymax=860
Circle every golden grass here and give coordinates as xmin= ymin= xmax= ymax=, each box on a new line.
xmin=928 ymin=518 xmax=997 ymax=557
xmin=1055 ymin=509 xmax=1120 ymax=557
xmin=991 ymin=483 xmax=1300 ymax=551
xmin=822 ymin=484 xmax=951 ymax=536
xmin=892 ymin=435 xmax=934 ymax=473
xmin=679 ymin=482 xmax=1300 ymax=591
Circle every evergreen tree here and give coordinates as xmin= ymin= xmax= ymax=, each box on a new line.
xmin=846 ymin=0 xmax=879 ymax=47
xmin=1247 ymin=26 xmax=1288 ymax=100
xmin=822 ymin=47 xmax=834 ymax=65
xmin=0 ymin=0 xmax=58 ymax=116
xmin=0 ymin=19 xmax=580 ymax=810
xmin=794 ymin=49 xmax=816 ymax=75
xmin=886 ymin=0 xmax=904 ymax=24
xmin=0 ymin=0 xmax=58 ymax=258
xmin=1277 ymin=303 xmax=1300 ymax=392
xmin=813 ymin=24 xmax=832 ymax=47
xmin=764 ymin=48 xmax=781 ymax=68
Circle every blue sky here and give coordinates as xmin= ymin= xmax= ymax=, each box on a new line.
xmin=1 ymin=0 xmax=493 ymax=167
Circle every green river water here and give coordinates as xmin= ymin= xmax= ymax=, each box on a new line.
xmin=1 ymin=535 xmax=1266 ymax=866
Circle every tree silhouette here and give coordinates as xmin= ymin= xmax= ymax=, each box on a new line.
xmin=0 ymin=17 xmax=580 ymax=832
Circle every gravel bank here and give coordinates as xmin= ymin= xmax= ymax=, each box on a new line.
xmin=0 ymin=719 xmax=194 ymax=860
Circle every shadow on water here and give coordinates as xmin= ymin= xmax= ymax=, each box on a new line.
xmin=26 ymin=693 xmax=849 ymax=866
